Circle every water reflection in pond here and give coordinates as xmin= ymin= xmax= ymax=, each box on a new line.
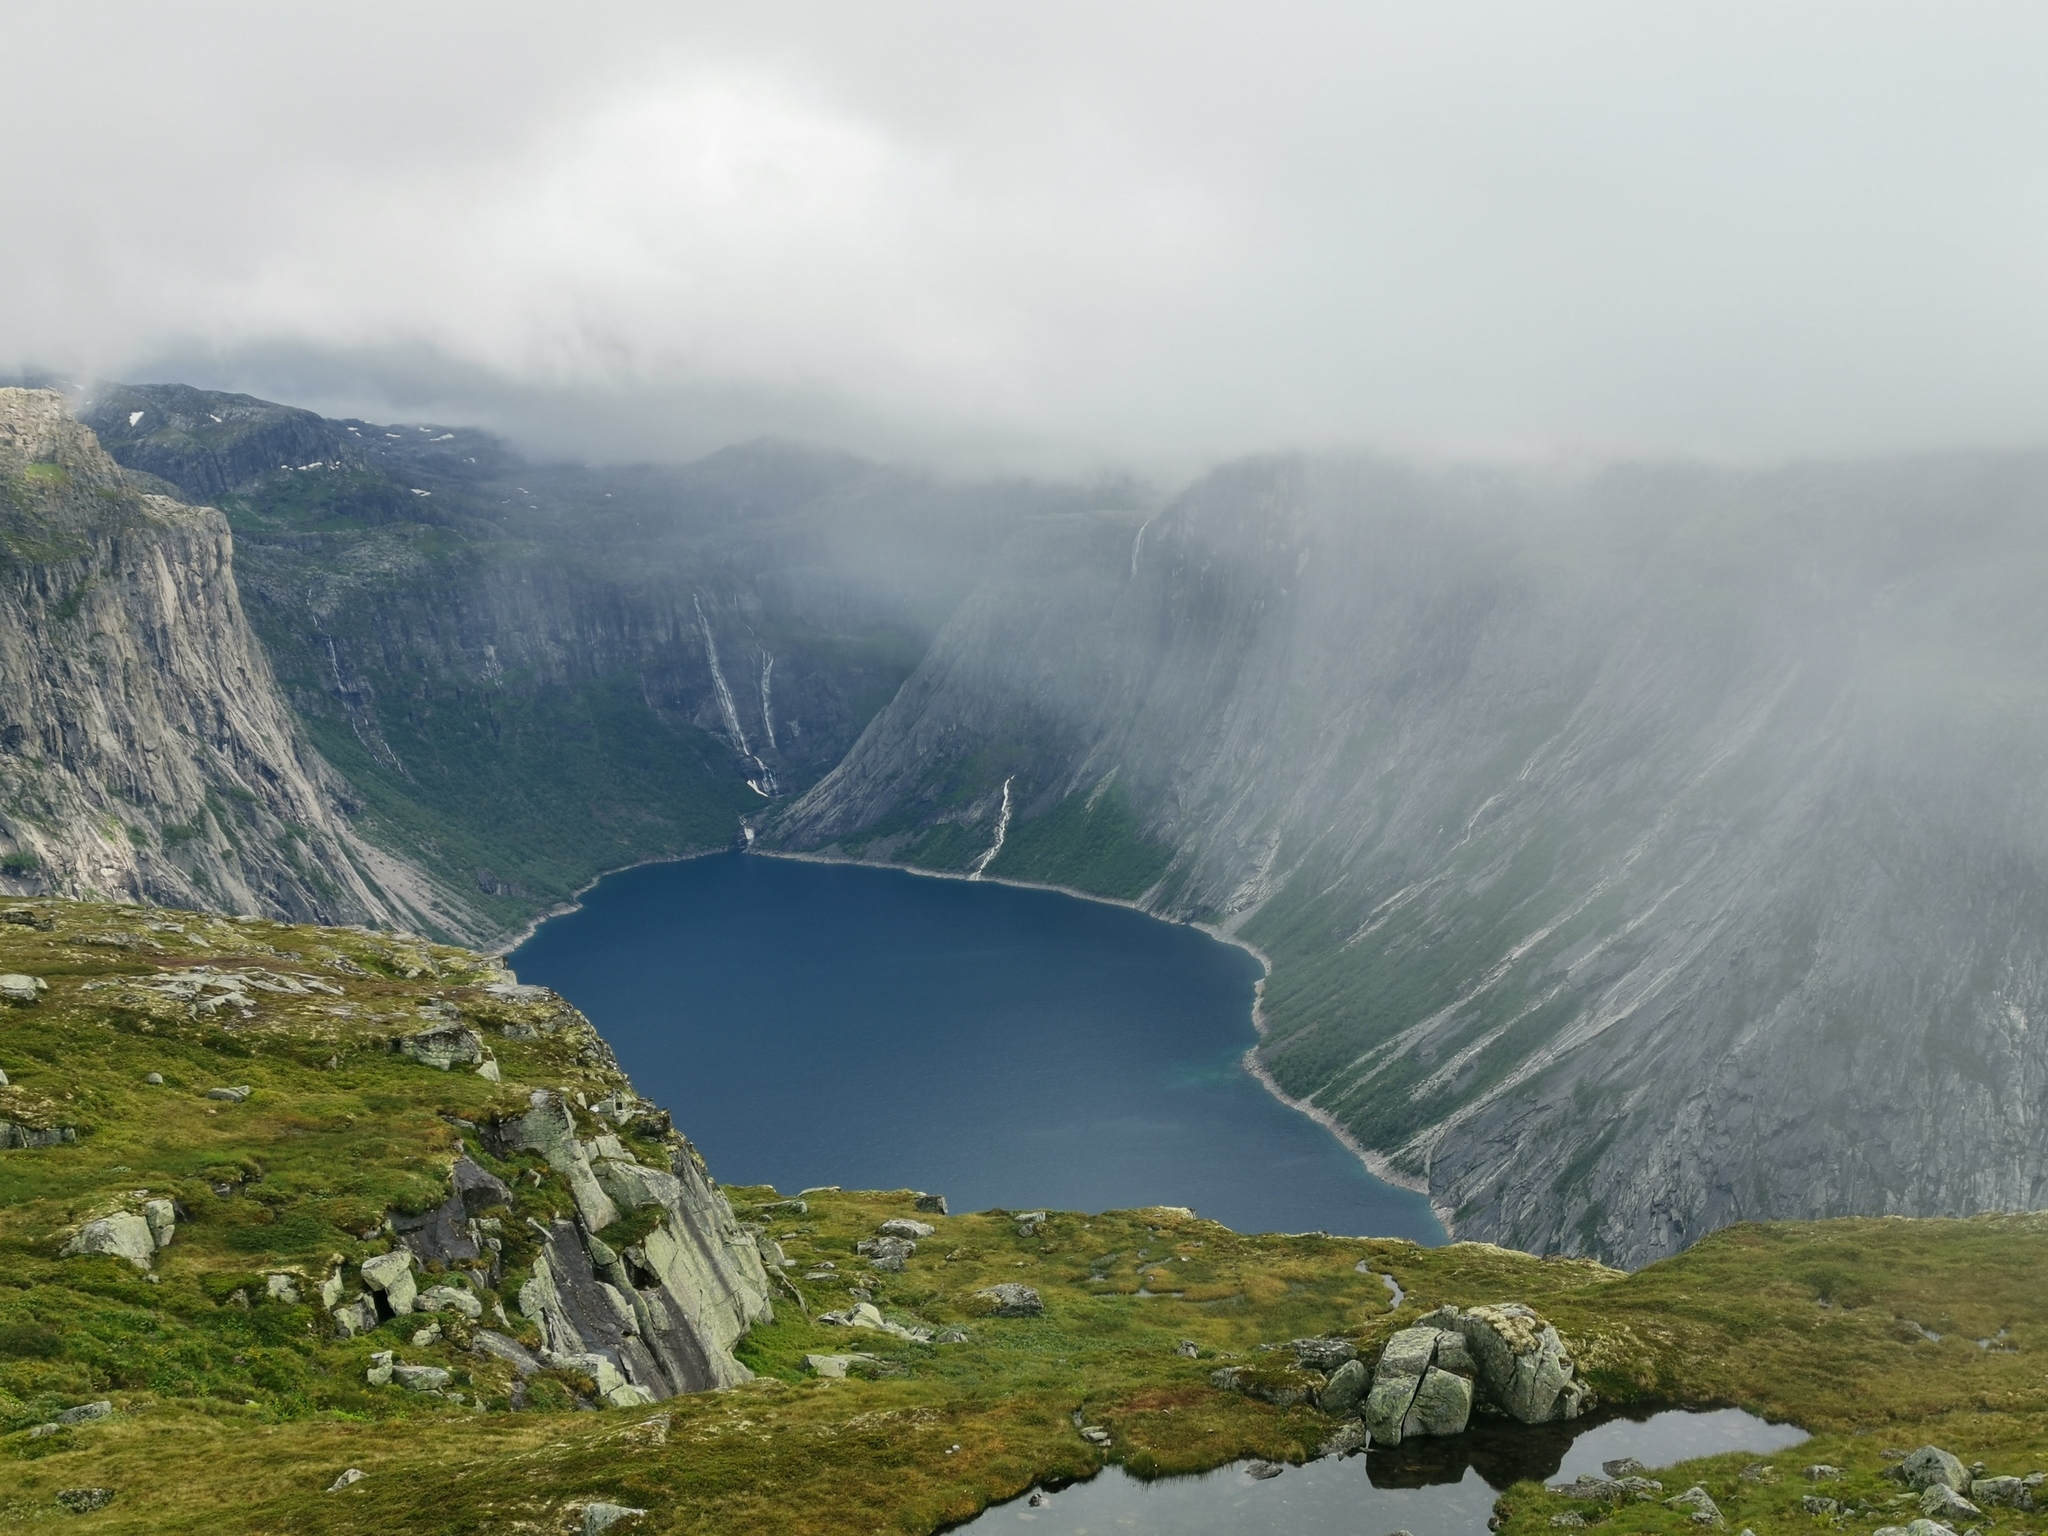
xmin=954 ymin=1407 xmax=1807 ymax=1535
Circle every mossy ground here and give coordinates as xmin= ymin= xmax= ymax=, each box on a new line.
xmin=2 ymin=900 xmax=2045 ymax=1533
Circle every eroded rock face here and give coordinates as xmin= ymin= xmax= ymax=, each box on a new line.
xmin=493 ymin=1092 xmax=772 ymax=1400
xmin=0 ymin=388 xmax=474 ymax=936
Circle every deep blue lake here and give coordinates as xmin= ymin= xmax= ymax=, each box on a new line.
xmin=509 ymin=853 xmax=1442 ymax=1241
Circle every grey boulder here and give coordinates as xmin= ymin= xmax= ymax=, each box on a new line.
xmin=974 ymin=1283 xmax=1045 ymax=1317
xmin=416 ymin=1283 xmax=484 ymax=1319
xmin=393 ymin=1022 xmax=485 ymax=1070
xmin=857 ymin=1235 xmax=916 ymax=1271
xmin=358 ymin=1250 xmax=417 ymax=1315
xmin=1919 ymin=1484 xmax=1981 ymax=1522
xmin=61 ymin=1213 xmax=157 ymax=1270
xmin=1900 ymin=1447 xmax=1969 ymax=1491
xmin=1402 ymin=1366 xmax=1473 ymax=1438
xmin=877 ymin=1218 xmax=936 ymax=1239
xmin=1457 ymin=1303 xmax=1589 ymax=1424
xmin=1318 ymin=1357 xmax=1369 ymax=1418
xmin=142 ymin=1199 xmax=177 ymax=1249
xmin=0 ymin=973 xmax=44 ymax=1003
xmin=57 ymin=1401 xmax=112 ymax=1426
xmin=1664 ymin=1486 xmax=1723 ymax=1526
xmin=583 ymin=1504 xmax=648 ymax=1535
xmin=1361 ymin=1327 xmax=1440 ymax=1445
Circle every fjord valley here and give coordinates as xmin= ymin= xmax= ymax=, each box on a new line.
xmin=10 ymin=382 xmax=2048 ymax=1533
xmin=9 ymin=383 xmax=2048 ymax=1270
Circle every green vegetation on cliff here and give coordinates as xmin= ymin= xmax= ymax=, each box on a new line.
xmin=4 ymin=898 xmax=2048 ymax=1534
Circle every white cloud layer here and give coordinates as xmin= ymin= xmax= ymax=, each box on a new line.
xmin=6 ymin=2 xmax=2048 ymax=468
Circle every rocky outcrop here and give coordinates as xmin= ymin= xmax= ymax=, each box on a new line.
xmin=771 ymin=451 xmax=2048 ymax=1267
xmin=488 ymin=1091 xmax=773 ymax=1397
xmin=1217 ymin=1301 xmax=1589 ymax=1447
xmin=0 ymin=389 xmax=474 ymax=936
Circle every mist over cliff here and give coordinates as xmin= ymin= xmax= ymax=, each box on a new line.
xmin=771 ymin=451 xmax=2048 ymax=1266
xmin=17 ymin=374 xmax=2048 ymax=1267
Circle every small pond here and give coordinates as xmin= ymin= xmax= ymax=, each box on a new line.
xmin=952 ymin=1407 xmax=1808 ymax=1535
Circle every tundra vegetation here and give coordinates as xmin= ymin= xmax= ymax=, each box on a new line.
xmin=1 ymin=898 xmax=2045 ymax=1534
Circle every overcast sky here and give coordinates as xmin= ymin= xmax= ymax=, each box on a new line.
xmin=7 ymin=2 xmax=2047 ymax=470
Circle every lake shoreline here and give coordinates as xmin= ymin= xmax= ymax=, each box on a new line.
xmin=530 ymin=841 xmax=1451 ymax=1241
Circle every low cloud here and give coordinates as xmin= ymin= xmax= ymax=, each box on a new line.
xmin=7 ymin=2 xmax=2048 ymax=469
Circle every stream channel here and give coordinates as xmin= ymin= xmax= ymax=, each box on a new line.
xmin=509 ymin=852 xmax=1443 ymax=1240
xmin=953 ymin=1407 xmax=1808 ymax=1535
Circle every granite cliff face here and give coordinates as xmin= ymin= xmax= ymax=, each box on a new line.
xmin=0 ymin=389 xmax=472 ymax=935
xmin=771 ymin=453 xmax=2048 ymax=1266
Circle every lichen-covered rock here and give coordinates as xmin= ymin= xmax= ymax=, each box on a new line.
xmin=142 ymin=1198 xmax=176 ymax=1249
xmin=359 ymin=1249 xmax=417 ymax=1315
xmin=582 ymin=1503 xmax=648 ymax=1536
xmin=1900 ymin=1447 xmax=1969 ymax=1491
xmin=1292 ymin=1336 xmax=1359 ymax=1372
xmin=0 ymin=973 xmax=44 ymax=1003
xmin=1209 ymin=1359 xmax=1324 ymax=1409
xmin=973 ymin=1283 xmax=1045 ymax=1317
xmin=1363 ymin=1326 xmax=1441 ymax=1445
xmin=857 ymin=1234 xmax=916 ymax=1271
xmin=61 ymin=1213 xmax=156 ymax=1270
xmin=417 ymin=1283 xmax=483 ymax=1319
xmin=1456 ymin=1303 xmax=1589 ymax=1424
xmin=1969 ymin=1475 xmax=2032 ymax=1508
xmin=1318 ymin=1357 xmax=1369 ymax=1418
xmin=1664 ymin=1485 xmax=1723 ymax=1526
xmin=877 ymin=1218 xmax=935 ymax=1240
xmin=332 ymin=1296 xmax=379 ymax=1337
xmin=1919 ymin=1484 xmax=1981 ymax=1522
xmin=393 ymin=1022 xmax=484 ymax=1070
xmin=1402 ymin=1365 xmax=1474 ymax=1437
xmin=391 ymin=1362 xmax=450 ymax=1392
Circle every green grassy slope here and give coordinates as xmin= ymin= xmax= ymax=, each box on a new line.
xmin=3 ymin=899 xmax=2045 ymax=1534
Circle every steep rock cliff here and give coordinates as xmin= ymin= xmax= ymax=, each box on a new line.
xmin=771 ymin=453 xmax=2048 ymax=1266
xmin=83 ymin=383 xmax=1098 ymax=930
xmin=0 ymin=388 xmax=473 ymax=935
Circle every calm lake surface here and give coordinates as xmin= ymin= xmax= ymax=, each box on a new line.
xmin=509 ymin=853 xmax=1443 ymax=1240
xmin=954 ymin=1407 xmax=1808 ymax=1535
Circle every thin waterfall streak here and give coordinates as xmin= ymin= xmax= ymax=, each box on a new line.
xmin=759 ymin=655 xmax=777 ymax=750
xmin=969 ymin=776 xmax=1015 ymax=880
xmin=1129 ymin=515 xmax=1157 ymax=580
xmin=694 ymin=594 xmax=750 ymax=758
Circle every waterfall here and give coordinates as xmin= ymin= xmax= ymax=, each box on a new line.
xmin=758 ymin=655 xmax=777 ymax=750
xmin=968 ymin=777 xmax=1015 ymax=880
xmin=697 ymin=595 xmax=779 ymax=796
xmin=694 ymin=595 xmax=750 ymax=757
xmin=1129 ymin=514 xmax=1158 ymax=580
